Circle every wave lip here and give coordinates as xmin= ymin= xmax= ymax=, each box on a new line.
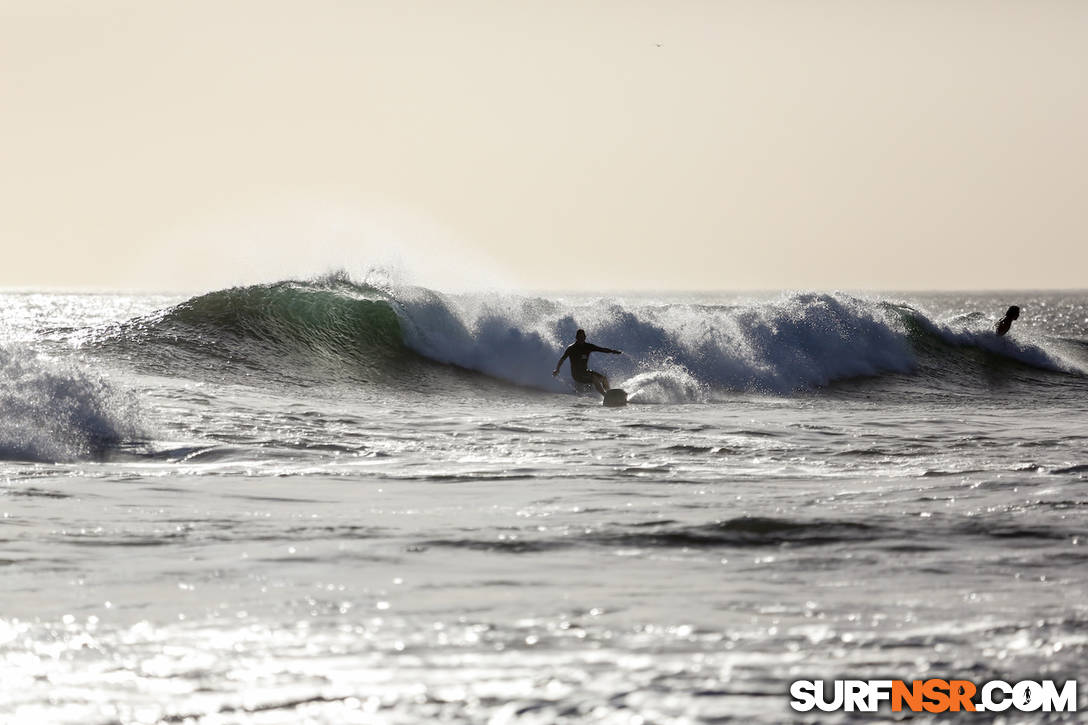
xmin=0 ymin=345 xmax=144 ymax=463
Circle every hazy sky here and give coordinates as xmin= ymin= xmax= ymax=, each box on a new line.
xmin=2 ymin=1 xmax=1086 ymax=292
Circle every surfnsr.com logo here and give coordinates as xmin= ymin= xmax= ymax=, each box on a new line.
xmin=789 ymin=679 xmax=1078 ymax=713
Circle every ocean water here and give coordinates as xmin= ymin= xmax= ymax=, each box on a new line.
xmin=2 ymin=277 xmax=1087 ymax=724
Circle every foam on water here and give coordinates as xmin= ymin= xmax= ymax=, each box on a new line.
xmin=394 ymin=288 xmax=926 ymax=393
xmin=391 ymin=286 xmax=1088 ymax=394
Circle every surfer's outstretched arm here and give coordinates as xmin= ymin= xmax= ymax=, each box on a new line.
xmin=552 ymin=347 xmax=570 ymax=376
xmin=589 ymin=344 xmax=622 ymax=355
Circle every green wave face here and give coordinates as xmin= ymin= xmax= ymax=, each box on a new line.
xmin=166 ymin=280 xmax=404 ymax=354
xmin=104 ymin=278 xmax=417 ymax=386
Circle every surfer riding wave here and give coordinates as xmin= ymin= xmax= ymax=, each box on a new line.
xmin=552 ymin=329 xmax=622 ymax=395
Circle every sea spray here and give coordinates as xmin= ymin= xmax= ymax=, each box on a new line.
xmin=0 ymin=345 xmax=144 ymax=462
xmin=624 ymin=364 xmax=708 ymax=404
xmin=392 ymin=288 xmax=919 ymax=393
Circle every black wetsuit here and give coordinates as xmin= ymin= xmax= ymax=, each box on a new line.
xmin=560 ymin=341 xmax=618 ymax=383
xmin=996 ymin=307 xmax=1020 ymax=337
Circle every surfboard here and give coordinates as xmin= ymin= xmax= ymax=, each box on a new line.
xmin=602 ymin=389 xmax=628 ymax=407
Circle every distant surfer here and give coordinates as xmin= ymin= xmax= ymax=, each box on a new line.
xmin=552 ymin=329 xmax=622 ymax=395
xmin=995 ymin=305 xmax=1020 ymax=336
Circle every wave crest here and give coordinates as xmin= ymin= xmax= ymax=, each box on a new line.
xmin=88 ymin=275 xmax=1088 ymax=398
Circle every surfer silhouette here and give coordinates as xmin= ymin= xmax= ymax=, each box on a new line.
xmin=552 ymin=329 xmax=622 ymax=395
xmin=995 ymin=305 xmax=1020 ymax=336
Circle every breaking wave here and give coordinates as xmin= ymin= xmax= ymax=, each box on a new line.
xmin=87 ymin=274 xmax=1088 ymax=401
xmin=0 ymin=345 xmax=144 ymax=462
